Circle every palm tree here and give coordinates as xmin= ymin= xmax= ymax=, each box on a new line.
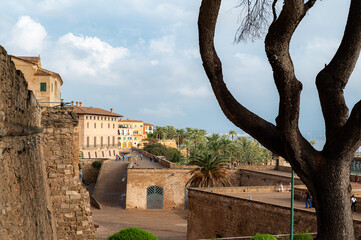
xmin=186 ymin=152 xmax=232 ymax=187
xmin=227 ymin=130 xmax=238 ymax=140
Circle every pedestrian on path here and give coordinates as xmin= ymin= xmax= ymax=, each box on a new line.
xmin=351 ymin=195 xmax=357 ymax=213
xmin=279 ymin=183 xmax=284 ymax=192
xmin=140 ymin=154 xmax=143 ymax=160
xmin=306 ymin=192 xmax=312 ymax=208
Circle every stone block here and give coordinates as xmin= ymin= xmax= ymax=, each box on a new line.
xmin=57 ymin=164 xmax=66 ymax=169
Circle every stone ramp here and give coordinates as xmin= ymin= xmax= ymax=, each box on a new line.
xmin=92 ymin=160 xmax=128 ymax=208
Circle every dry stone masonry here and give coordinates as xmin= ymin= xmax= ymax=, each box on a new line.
xmin=0 ymin=45 xmax=54 ymax=239
xmin=42 ymin=108 xmax=95 ymax=240
xmin=0 ymin=45 xmax=95 ymax=239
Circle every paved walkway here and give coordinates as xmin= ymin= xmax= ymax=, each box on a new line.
xmin=129 ymin=150 xmax=165 ymax=169
xmin=92 ymin=208 xmax=188 ymax=240
xmin=92 ymin=161 xmax=128 ymax=208
xmin=225 ymin=191 xmax=361 ymax=221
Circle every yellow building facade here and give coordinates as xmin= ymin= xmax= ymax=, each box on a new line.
xmin=73 ymin=102 xmax=123 ymax=159
xmin=118 ymin=119 xmax=145 ymax=149
xmin=11 ymin=56 xmax=63 ymax=107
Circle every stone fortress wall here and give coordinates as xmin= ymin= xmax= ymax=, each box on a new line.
xmin=0 ymin=45 xmax=54 ymax=240
xmin=0 ymin=46 xmax=95 ymax=239
xmin=42 ymin=108 xmax=95 ymax=239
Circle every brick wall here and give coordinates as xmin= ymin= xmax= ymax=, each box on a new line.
xmin=42 ymin=108 xmax=95 ymax=239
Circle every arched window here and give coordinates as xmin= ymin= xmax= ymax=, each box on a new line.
xmin=147 ymin=186 xmax=163 ymax=209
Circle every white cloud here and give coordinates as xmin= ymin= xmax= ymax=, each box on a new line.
xmin=10 ymin=16 xmax=47 ymax=53
xmin=149 ymin=35 xmax=175 ymax=55
xmin=177 ymin=86 xmax=211 ymax=98
xmin=234 ymin=53 xmax=268 ymax=71
xmin=37 ymin=0 xmax=73 ymax=11
xmin=52 ymin=33 xmax=129 ymax=80
xmin=150 ymin=59 xmax=159 ymax=66
xmin=140 ymin=104 xmax=186 ymax=118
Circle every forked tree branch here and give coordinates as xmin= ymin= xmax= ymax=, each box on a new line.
xmin=316 ymin=0 xmax=361 ymax=151
xmin=198 ymin=0 xmax=286 ymax=157
xmin=265 ymin=0 xmax=319 ymax=173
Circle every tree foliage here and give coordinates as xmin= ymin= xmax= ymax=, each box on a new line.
xmin=144 ymin=143 xmax=183 ymax=163
xmin=186 ymin=152 xmax=232 ymax=187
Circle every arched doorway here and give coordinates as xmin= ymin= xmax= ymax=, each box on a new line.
xmin=147 ymin=186 xmax=163 ymax=209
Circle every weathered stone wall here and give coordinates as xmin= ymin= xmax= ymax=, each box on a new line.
xmin=239 ymin=169 xmax=304 ymax=186
xmin=42 ymin=108 xmax=95 ymax=239
xmin=79 ymin=158 xmax=107 ymax=185
xmin=0 ymin=46 xmax=55 ymax=240
xmin=0 ymin=45 xmax=95 ymax=240
xmin=187 ymin=188 xmax=361 ymax=240
xmin=126 ymin=167 xmax=242 ymax=210
xmin=126 ymin=168 xmax=191 ymax=209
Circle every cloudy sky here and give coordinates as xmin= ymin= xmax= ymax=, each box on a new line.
xmin=1 ymin=0 xmax=360 ymax=148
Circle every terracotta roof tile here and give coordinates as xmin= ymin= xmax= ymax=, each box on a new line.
xmin=12 ymin=56 xmax=41 ymax=66
xmin=119 ymin=119 xmax=143 ymax=123
xmin=73 ymin=106 xmax=123 ymax=117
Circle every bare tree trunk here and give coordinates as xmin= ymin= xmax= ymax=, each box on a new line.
xmin=310 ymin=158 xmax=354 ymax=239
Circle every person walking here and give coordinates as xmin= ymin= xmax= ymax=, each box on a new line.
xmin=306 ymin=192 xmax=312 ymax=208
xmin=351 ymin=195 xmax=357 ymax=213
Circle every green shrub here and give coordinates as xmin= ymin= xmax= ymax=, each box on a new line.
xmin=144 ymin=143 xmax=183 ymax=163
xmin=107 ymin=227 xmax=158 ymax=240
xmin=251 ymin=233 xmax=277 ymax=240
xmin=294 ymin=233 xmax=313 ymax=240
xmin=92 ymin=161 xmax=102 ymax=169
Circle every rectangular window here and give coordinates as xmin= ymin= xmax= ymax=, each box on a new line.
xmin=94 ymin=123 xmax=96 ymax=128
xmin=51 ymin=83 xmax=53 ymax=92
xmin=87 ymin=137 xmax=89 ymax=147
xmin=40 ymin=82 xmax=47 ymax=92
xmin=94 ymin=137 xmax=97 ymax=147
xmin=108 ymin=136 xmax=110 ymax=146
xmin=87 ymin=122 xmax=89 ymax=128
xmin=112 ymin=136 xmax=115 ymax=146
xmin=101 ymin=137 xmax=103 ymax=147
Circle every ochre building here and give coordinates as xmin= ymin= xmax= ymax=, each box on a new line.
xmin=11 ymin=56 xmax=63 ymax=107
xmin=73 ymin=102 xmax=123 ymax=159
